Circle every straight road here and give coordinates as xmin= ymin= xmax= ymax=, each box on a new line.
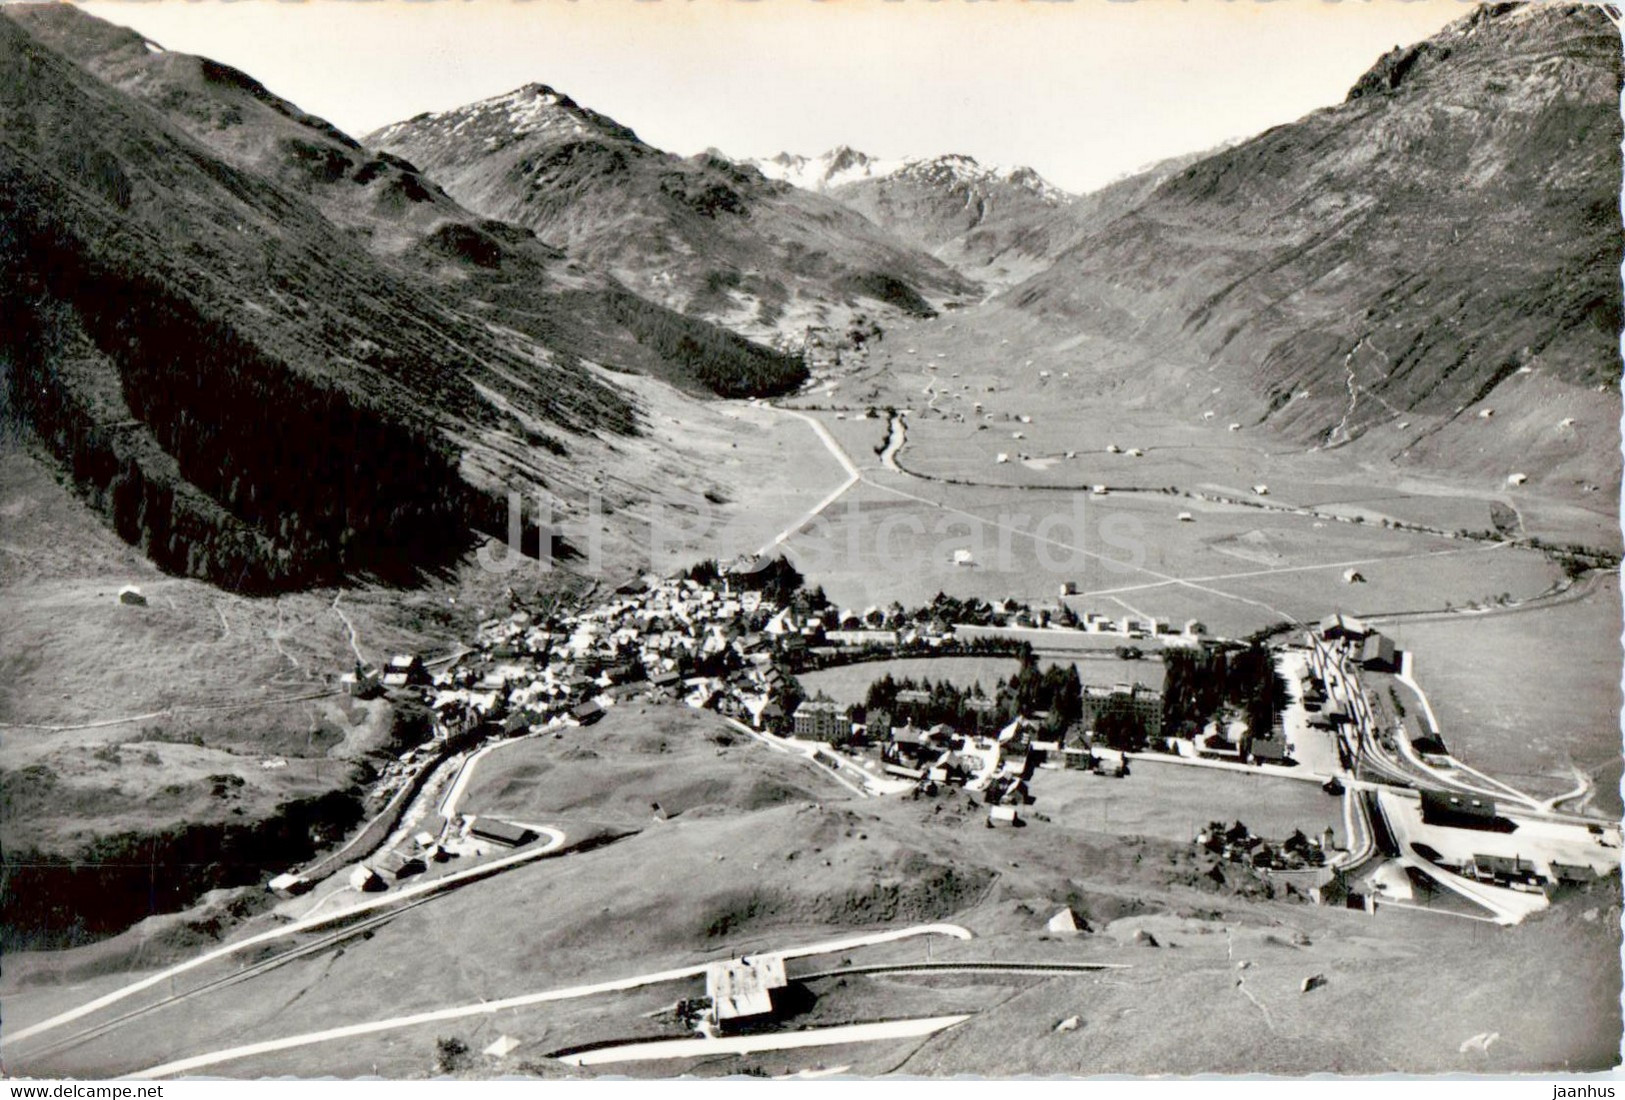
xmin=754 ymin=408 xmax=862 ymax=559
xmin=559 ymin=1015 xmax=972 ymax=1066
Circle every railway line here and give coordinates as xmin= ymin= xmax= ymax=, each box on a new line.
xmin=15 ymin=896 xmax=444 ymax=1064
xmin=5 ymin=826 xmax=567 ymax=1050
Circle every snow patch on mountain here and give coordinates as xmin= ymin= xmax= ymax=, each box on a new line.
xmin=370 ymin=83 xmax=639 ymax=152
xmin=741 ymin=147 xmax=1072 ymax=204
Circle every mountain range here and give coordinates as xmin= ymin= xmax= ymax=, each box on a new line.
xmin=740 ymin=148 xmax=1084 ymax=288
xmin=367 ymin=88 xmax=979 ymax=343
xmin=1 ymin=3 xmax=813 ymax=591
xmin=2 ymin=0 xmax=1619 ymax=596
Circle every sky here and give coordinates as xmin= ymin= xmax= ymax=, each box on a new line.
xmin=79 ymin=0 xmax=1475 ymax=193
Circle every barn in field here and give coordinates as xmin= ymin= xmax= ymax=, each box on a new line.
xmin=470 ymin=817 xmax=536 ymax=848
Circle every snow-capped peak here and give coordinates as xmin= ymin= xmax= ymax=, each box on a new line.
xmin=891 ymin=155 xmax=1073 ymax=204
xmin=737 ymin=147 xmax=1071 ymax=204
xmin=745 ymin=146 xmax=904 ymax=191
xmin=369 ymin=82 xmax=640 ymax=151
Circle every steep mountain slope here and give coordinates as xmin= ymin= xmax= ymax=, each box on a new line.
xmin=1002 ymin=2 xmax=1622 ymax=450
xmin=7 ymin=3 xmax=806 ymax=404
xmin=367 ymin=87 xmax=979 ymax=342
xmin=745 ymin=149 xmax=1077 ymax=289
xmin=1 ymin=6 xmax=808 ymax=593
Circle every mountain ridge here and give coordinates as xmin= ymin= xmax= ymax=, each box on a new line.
xmin=367 ymin=86 xmax=980 ymax=342
xmin=992 ymin=1 xmax=1621 ymax=458
xmin=741 ymin=145 xmax=1073 ymax=204
xmin=731 ymin=147 xmax=1078 ymax=288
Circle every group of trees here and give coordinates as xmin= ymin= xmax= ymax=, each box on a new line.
xmin=1162 ymin=643 xmax=1283 ymax=740
xmin=1092 ymin=695 xmax=1156 ymax=752
xmin=603 ymin=287 xmax=806 ymax=398
xmin=862 ymin=672 xmax=1001 ymax=735
xmin=1003 ymin=652 xmax=1084 ymax=730
xmin=832 ymin=271 xmax=936 ymax=319
xmin=5 ymin=214 xmax=480 ymax=592
xmin=1524 ymin=537 xmax=1621 ymax=581
xmin=735 ymin=555 xmax=807 ymax=607
xmin=858 ymin=647 xmax=1080 ymax=737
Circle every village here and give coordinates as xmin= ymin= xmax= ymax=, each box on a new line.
xmin=294 ymin=544 xmax=1623 ymax=943
xmin=337 ymin=558 xmax=1281 ymax=817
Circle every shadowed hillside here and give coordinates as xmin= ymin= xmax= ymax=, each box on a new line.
xmin=1 ymin=6 xmax=810 ymax=592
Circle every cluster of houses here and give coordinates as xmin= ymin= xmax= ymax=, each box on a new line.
xmin=350 ymin=562 xmax=1237 ymax=763
xmin=273 ymin=813 xmax=543 ymax=899
xmin=1191 ymin=709 xmax=1290 ymax=766
xmin=1456 ymin=853 xmax=1600 ymax=894
xmin=340 ymin=653 xmax=431 ymax=699
xmin=317 ymin=564 xmax=1300 ymax=874
xmin=958 ymin=590 xmax=1209 ymax=644
xmin=789 ymin=685 xmax=1156 ymax=812
xmin=362 ymin=572 xmax=1013 ymax=751
xmin=1410 ymin=796 xmax=1604 ymax=896
xmin=879 ymin=716 xmax=1035 ymax=803
xmin=1197 ymin=820 xmax=1335 ymax=873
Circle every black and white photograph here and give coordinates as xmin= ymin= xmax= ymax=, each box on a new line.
xmin=1 ymin=0 xmax=1622 ymax=1082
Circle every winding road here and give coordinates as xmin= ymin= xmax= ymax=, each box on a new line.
xmin=127 ymin=924 xmax=974 ymax=1079
xmin=769 ymin=405 xmax=1557 ymax=629
xmin=768 ymin=406 xmax=1303 ymax=623
xmin=753 ymin=409 xmax=863 ymax=560
xmin=721 ymin=716 xmax=911 ymax=799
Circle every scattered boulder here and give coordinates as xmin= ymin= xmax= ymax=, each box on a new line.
xmin=1054 ymin=1016 xmax=1081 ymax=1033
xmin=1301 ymin=973 xmax=1327 ymax=993
xmin=483 ymin=1034 xmax=521 ymax=1058
xmin=1133 ymin=929 xmax=1160 ymax=948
